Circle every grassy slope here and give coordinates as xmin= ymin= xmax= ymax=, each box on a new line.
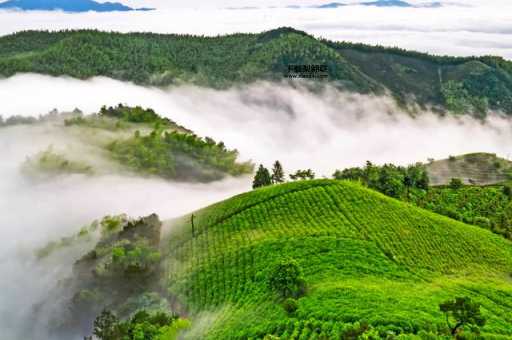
xmin=164 ymin=180 xmax=512 ymax=339
xmin=426 ymin=152 xmax=512 ymax=186
xmin=1 ymin=28 xmax=512 ymax=113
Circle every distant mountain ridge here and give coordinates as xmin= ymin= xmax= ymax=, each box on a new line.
xmin=265 ymin=0 xmax=444 ymax=9
xmin=0 ymin=27 xmax=511 ymax=117
xmin=0 ymin=0 xmax=154 ymax=12
xmin=316 ymin=0 xmax=415 ymax=8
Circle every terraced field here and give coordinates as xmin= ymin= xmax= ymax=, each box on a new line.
xmin=163 ymin=180 xmax=512 ymax=339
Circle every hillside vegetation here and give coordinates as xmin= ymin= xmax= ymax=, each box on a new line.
xmin=1 ymin=28 xmax=512 ymax=115
xmin=426 ymin=153 xmax=512 ymax=186
xmin=162 ymin=180 xmax=512 ymax=339
xmin=7 ymin=105 xmax=253 ymax=182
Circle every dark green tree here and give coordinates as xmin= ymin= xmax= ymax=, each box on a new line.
xmin=268 ymin=259 xmax=305 ymax=298
xmin=449 ymin=178 xmax=464 ymax=189
xmin=377 ymin=164 xmax=404 ymax=198
xmin=503 ymin=185 xmax=512 ymax=199
xmin=271 ymin=161 xmax=285 ymax=184
xmin=253 ymin=164 xmax=272 ymax=189
xmin=289 ymin=169 xmax=315 ymax=181
xmin=439 ymin=297 xmax=486 ymax=335
xmin=93 ymin=309 xmax=119 ymax=340
xmin=416 ymin=168 xmax=430 ymax=190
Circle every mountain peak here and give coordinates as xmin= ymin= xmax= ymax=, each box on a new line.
xmin=0 ymin=0 xmax=154 ymax=12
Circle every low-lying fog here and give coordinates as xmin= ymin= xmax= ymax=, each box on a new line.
xmin=2 ymin=73 xmax=512 ymax=338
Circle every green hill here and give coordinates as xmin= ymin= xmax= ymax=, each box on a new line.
xmin=426 ymin=153 xmax=512 ymax=186
xmin=1 ymin=27 xmax=512 ymax=115
xmin=7 ymin=105 xmax=253 ymax=182
xmin=161 ymin=180 xmax=512 ymax=339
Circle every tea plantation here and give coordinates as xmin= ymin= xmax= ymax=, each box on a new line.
xmin=163 ymin=180 xmax=512 ymax=339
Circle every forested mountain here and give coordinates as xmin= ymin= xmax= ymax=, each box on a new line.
xmin=1 ymin=27 xmax=512 ymax=116
xmin=8 ymin=105 xmax=253 ymax=182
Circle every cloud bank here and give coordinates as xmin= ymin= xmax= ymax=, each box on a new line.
xmin=0 ymin=119 xmax=250 ymax=339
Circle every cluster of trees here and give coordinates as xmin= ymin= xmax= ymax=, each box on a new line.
xmin=0 ymin=114 xmax=37 ymax=126
xmin=252 ymin=161 xmax=315 ymax=189
xmin=333 ymin=161 xmax=429 ymax=198
xmin=0 ymin=109 xmax=73 ymax=127
xmin=98 ymin=104 xmax=181 ymax=128
xmin=0 ymin=29 xmax=353 ymax=87
xmin=109 ymin=128 xmax=253 ymax=182
xmin=109 ymin=241 xmax=161 ymax=277
xmin=55 ymin=214 xmax=166 ymax=335
xmin=22 ymin=146 xmax=93 ymax=176
xmin=88 ymin=309 xmax=189 ymax=340
xmin=441 ymin=80 xmax=489 ymax=117
xmin=410 ymin=184 xmax=512 ymax=240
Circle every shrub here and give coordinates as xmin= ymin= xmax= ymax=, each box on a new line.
xmin=449 ymin=178 xmax=464 ymax=189
xmin=439 ymin=297 xmax=485 ymax=336
xmin=283 ymin=298 xmax=298 ymax=314
xmin=473 ymin=216 xmax=491 ymax=229
xmin=268 ymin=259 xmax=306 ymax=298
xmin=503 ymin=185 xmax=512 ymax=199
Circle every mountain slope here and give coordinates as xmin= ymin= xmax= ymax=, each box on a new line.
xmin=1 ymin=28 xmax=512 ymax=115
xmin=163 ymin=180 xmax=512 ymax=338
xmin=426 ymin=152 xmax=512 ymax=186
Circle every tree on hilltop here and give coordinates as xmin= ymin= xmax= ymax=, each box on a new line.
xmin=289 ymin=169 xmax=315 ymax=181
xmin=253 ymin=165 xmax=272 ymax=189
xmin=271 ymin=161 xmax=285 ymax=184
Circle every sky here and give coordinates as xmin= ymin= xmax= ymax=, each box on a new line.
xmin=0 ymin=0 xmax=511 ymax=59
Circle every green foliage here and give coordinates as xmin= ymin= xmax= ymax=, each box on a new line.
xmin=333 ymin=162 xmax=428 ymax=198
xmin=441 ymin=81 xmax=489 ymax=116
xmin=49 ymin=214 xmax=165 ymax=333
xmin=109 ymin=240 xmax=161 ymax=276
xmin=439 ymin=297 xmax=486 ymax=336
xmin=2 ymin=29 xmax=512 ymax=114
xmin=253 ymin=164 xmax=272 ymax=189
xmin=99 ymin=104 xmax=181 ymax=128
xmin=93 ymin=310 xmax=119 ymax=340
xmin=408 ymin=185 xmax=512 ymax=240
xmin=503 ymin=185 xmax=512 ymax=198
xmin=268 ymin=259 xmax=306 ymax=299
xmin=90 ymin=309 xmax=189 ymax=340
xmin=108 ymin=128 xmax=253 ymax=182
xmin=283 ymin=298 xmax=298 ymax=314
xmin=271 ymin=160 xmax=285 ymax=184
xmin=165 ymin=180 xmax=512 ymax=339
xmin=22 ymin=146 xmax=93 ymax=176
xmin=100 ymin=214 xmax=126 ymax=236
xmin=449 ymin=178 xmax=464 ymax=189
xmin=289 ymin=169 xmax=315 ymax=181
